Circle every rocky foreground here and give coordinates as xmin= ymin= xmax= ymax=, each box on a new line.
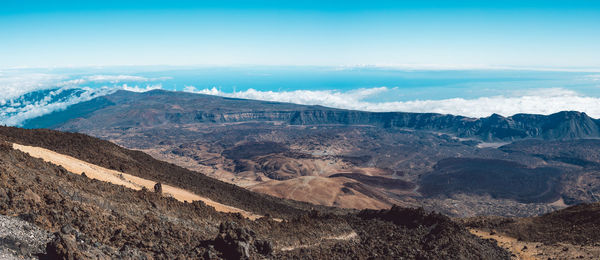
xmin=0 ymin=129 xmax=511 ymax=259
xmin=2 ymin=126 xmax=600 ymax=259
xmin=0 ymin=214 xmax=53 ymax=259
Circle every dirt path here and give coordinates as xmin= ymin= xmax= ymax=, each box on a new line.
xmin=470 ymin=229 xmax=600 ymax=260
xmin=279 ymin=231 xmax=358 ymax=251
xmin=470 ymin=229 xmax=539 ymax=260
xmin=13 ymin=143 xmax=263 ymax=220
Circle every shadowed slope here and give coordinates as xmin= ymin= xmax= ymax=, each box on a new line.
xmin=419 ymin=158 xmax=563 ymax=203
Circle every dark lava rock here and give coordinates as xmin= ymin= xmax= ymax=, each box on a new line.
xmin=419 ymin=158 xmax=563 ymax=203
xmin=212 ymin=221 xmax=272 ymax=259
xmin=154 ymin=182 xmax=163 ymax=194
xmin=254 ymin=239 xmax=273 ymax=255
xmin=358 ymin=205 xmax=447 ymax=228
xmin=40 ymin=233 xmax=82 ymax=260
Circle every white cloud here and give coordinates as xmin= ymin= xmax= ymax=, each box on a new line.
xmin=585 ymin=75 xmax=600 ymax=81
xmin=0 ymin=72 xmax=169 ymax=100
xmin=86 ymin=75 xmax=149 ymax=83
xmin=184 ymin=86 xmax=392 ymax=108
xmin=120 ymin=84 xmax=162 ymax=92
xmin=0 ymin=72 xmax=68 ymax=100
xmin=84 ymin=75 xmax=171 ymax=83
xmin=0 ymin=87 xmax=116 ymax=126
xmin=184 ymin=85 xmax=201 ymax=93
xmin=185 ymin=86 xmax=600 ymax=118
xmin=0 ymin=71 xmax=167 ymax=126
xmin=61 ymin=75 xmax=171 ymax=85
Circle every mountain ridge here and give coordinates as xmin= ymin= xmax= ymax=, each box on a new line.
xmin=22 ymin=89 xmax=600 ymax=142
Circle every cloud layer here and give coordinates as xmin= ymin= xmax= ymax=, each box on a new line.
xmin=0 ymin=87 xmax=115 ymax=126
xmin=0 ymin=71 xmax=166 ymax=99
xmin=0 ymin=71 xmax=67 ymax=100
xmin=0 ymin=71 xmax=166 ymax=126
xmin=185 ymin=86 xmax=600 ymax=118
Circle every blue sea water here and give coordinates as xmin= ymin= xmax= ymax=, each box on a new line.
xmin=105 ymin=66 xmax=600 ymax=101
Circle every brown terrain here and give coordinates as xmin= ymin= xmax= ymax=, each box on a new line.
xmin=12 ymin=143 xmax=262 ymax=219
xmin=2 ymin=89 xmax=600 ymax=258
xmin=20 ymin=89 xmax=600 ymax=217
xmin=464 ymin=202 xmax=600 ymax=259
xmin=0 ymin=127 xmax=512 ymax=259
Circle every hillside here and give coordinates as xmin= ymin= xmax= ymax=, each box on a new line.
xmin=465 ymin=202 xmax=600 ymax=259
xmin=0 ymin=126 xmax=331 ymax=219
xmin=498 ymin=202 xmax=600 ymax=246
xmin=17 ymin=89 xmax=600 ymax=217
xmin=0 ymin=127 xmax=511 ymax=259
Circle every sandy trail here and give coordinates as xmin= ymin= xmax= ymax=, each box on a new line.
xmin=470 ymin=229 xmax=600 ymax=260
xmin=279 ymin=231 xmax=358 ymax=251
xmin=470 ymin=229 xmax=539 ymax=260
xmin=13 ymin=143 xmax=263 ymax=220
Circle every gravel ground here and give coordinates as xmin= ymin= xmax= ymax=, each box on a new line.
xmin=0 ymin=214 xmax=53 ymax=259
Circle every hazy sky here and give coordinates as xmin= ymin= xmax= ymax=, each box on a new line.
xmin=1 ymin=0 xmax=599 ymax=69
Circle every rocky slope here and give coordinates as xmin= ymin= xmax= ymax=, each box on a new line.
xmin=0 ymin=215 xmax=53 ymax=259
xmin=498 ymin=202 xmax=600 ymax=246
xmin=0 ymin=128 xmax=511 ymax=259
xmin=17 ymin=89 xmax=600 ymax=217
xmin=465 ymin=202 xmax=600 ymax=259
xmin=0 ymin=126 xmax=334 ymax=219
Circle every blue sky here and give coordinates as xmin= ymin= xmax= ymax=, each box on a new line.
xmin=1 ymin=0 xmax=599 ymax=69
